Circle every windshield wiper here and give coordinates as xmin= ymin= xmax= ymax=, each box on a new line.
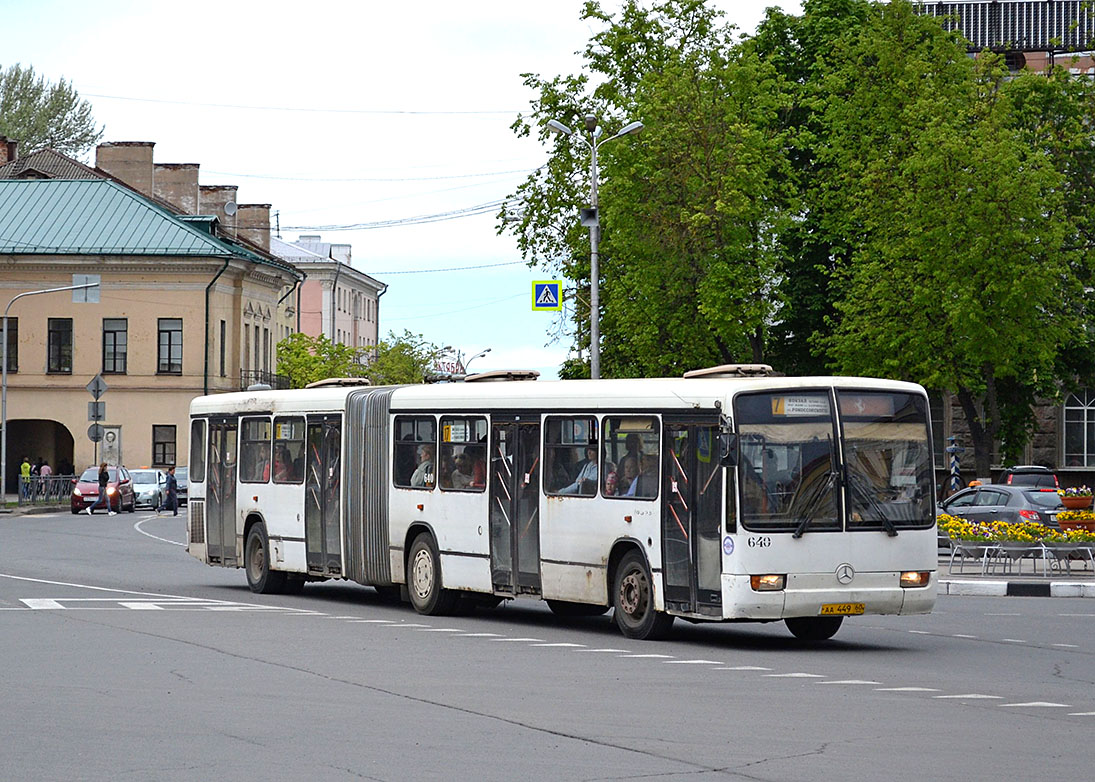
xmin=792 ymin=470 xmax=835 ymax=539
xmin=847 ymin=468 xmax=898 ymax=537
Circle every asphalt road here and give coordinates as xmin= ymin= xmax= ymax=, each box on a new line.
xmin=2 ymin=510 xmax=1092 ymax=781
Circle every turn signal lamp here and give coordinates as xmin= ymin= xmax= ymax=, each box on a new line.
xmin=900 ymin=571 xmax=931 ymax=588
xmin=1018 ymin=509 xmax=1041 ymax=522
xmin=750 ymin=574 xmax=786 ymax=591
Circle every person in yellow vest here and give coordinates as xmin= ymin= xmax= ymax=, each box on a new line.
xmin=19 ymin=456 xmax=31 ymax=499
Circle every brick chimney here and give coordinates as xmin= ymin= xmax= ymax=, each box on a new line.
xmin=96 ymin=141 xmax=155 ymax=197
xmin=0 ymin=136 xmax=17 ymax=165
xmin=154 ymin=163 xmax=199 ymax=214
xmin=199 ymin=185 xmax=239 ymax=239
xmin=237 ymin=204 xmax=271 ymax=252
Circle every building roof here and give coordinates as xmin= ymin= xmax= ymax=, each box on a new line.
xmin=0 ymin=178 xmax=264 ymax=258
xmin=0 ymin=148 xmax=102 ymax=180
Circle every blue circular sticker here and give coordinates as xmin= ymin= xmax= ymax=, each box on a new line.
xmin=723 ymin=536 xmax=734 ymax=555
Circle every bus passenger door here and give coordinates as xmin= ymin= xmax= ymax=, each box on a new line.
xmin=206 ymin=418 xmax=238 ymax=566
xmin=662 ymin=423 xmax=723 ymax=612
xmin=305 ymin=414 xmax=342 ymax=576
xmin=488 ymin=419 xmax=541 ymax=595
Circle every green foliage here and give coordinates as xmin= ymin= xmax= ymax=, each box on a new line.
xmin=0 ymin=64 xmax=103 ymax=156
xmin=276 ymin=332 xmax=368 ymax=389
xmin=365 ymin=330 xmax=446 ymax=386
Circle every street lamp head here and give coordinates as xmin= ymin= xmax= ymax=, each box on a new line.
xmin=546 ymin=119 xmax=573 ymax=137
xmin=583 ymin=114 xmax=598 ymax=134
xmin=617 ymin=120 xmax=644 ymax=137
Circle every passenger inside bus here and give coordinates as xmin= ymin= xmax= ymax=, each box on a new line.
xmin=616 ymin=456 xmax=640 ymax=496
xmin=466 ymin=445 xmax=486 ymax=488
xmin=558 ymin=444 xmax=598 ymax=495
xmin=450 ymin=452 xmax=474 ymax=489
xmin=634 ymin=453 xmax=659 ymax=498
xmin=410 ymin=444 xmax=435 ymax=488
xmin=273 ymin=446 xmax=293 ymax=482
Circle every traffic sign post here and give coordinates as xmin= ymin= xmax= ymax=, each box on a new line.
xmin=86 ymin=373 xmax=108 ymax=463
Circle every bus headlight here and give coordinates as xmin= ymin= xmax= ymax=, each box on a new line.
xmin=900 ymin=571 xmax=931 ymax=588
xmin=750 ymin=574 xmax=786 ymax=591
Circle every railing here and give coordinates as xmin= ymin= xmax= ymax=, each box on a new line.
xmin=239 ymin=370 xmax=290 ymax=390
xmin=16 ymin=475 xmax=76 ymax=506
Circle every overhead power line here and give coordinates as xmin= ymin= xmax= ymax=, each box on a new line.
xmin=84 ymin=92 xmax=518 ymax=115
xmin=203 ymin=165 xmax=542 ymax=183
xmin=372 ymin=260 xmax=525 ymax=275
xmin=284 ymin=197 xmax=516 ymax=231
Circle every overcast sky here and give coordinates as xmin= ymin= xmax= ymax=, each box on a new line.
xmin=2 ymin=0 xmax=803 ymax=379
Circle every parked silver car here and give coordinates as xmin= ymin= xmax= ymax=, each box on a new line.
xmin=175 ymin=466 xmax=188 ymax=506
xmin=130 ymin=468 xmax=167 ymax=510
xmin=939 ymin=484 xmax=1062 ymax=529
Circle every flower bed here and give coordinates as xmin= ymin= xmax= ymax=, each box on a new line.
xmin=937 ymin=513 xmax=1095 ymax=544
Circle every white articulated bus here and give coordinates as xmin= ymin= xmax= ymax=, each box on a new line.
xmin=185 ymin=366 xmax=937 ymax=640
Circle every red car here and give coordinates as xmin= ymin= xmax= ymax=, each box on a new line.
xmin=70 ymin=465 xmax=137 ymax=514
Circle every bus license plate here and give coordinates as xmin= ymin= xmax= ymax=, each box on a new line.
xmin=820 ymin=603 xmax=864 ymax=616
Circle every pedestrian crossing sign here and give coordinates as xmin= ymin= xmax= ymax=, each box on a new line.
xmin=532 ymin=280 xmax=562 ymax=311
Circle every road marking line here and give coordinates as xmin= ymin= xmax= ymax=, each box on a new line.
xmin=455 ymin=632 xmax=502 ymax=637
xmin=1068 ymin=712 xmax=1095 ymax=716
xmin=20 ymin=599 xmax=64 ymax=609
xmin=1002 ymin=639 xmax=1027 ymax=643
xmin=933 ymin=694 xmax=1002 ymax=699
xmin=119 ymin=602 xmax=164 ymax=610
xmin=419 ymin=628 xmax=464 ymax=633
xmin=490 ymin=637 xmax=543 ymax=642
xmin=875 ymin=687 xmax=941 ymax=692
xmin=575 ymin=648 xmax=629 ymax=653
xmin=1052 ymin=644 xmax=1079 ymax=648
xmin=764 ymin=673 xmax=825 ymax=678
xmin=716 ymin=666 xmax=772 ymax=671
xmin=618 ymin=653 xmax=675 ymax=659
xmin=530 ymin=642 xmax=586 ymax=647
xmin=380 ymin=623 xmax=430 ymax=628
xmin=908 ymin=630 xmax=931 ymax=634
xmin=664 ymin=660 xmax=723 ymax=665
xmin=349 ymin=619 xmax=395 ymax=623
xmin=819 ymin=680 xmax=880 ymax=685
xmin=952 ymin=634 xmax=977 ymax=639
xmin=1001 ymin=702 xmax=1071 ymax=708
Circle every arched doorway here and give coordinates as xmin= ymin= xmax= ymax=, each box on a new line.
xmin=4 ymin=419 xmax=74 ymax=494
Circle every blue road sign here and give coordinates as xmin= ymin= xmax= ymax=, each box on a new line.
xmin=532 ymin=280 xmax=562 ymax=311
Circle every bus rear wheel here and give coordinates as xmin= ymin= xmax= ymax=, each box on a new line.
xmin=245 ymin=522 xmax=286 ymax=594
xmin=407 ymin=533 xmax=456 ymax=615
xmin=612 ymin=551 xmax=674 ymax=640
xmin=785 ymin=616 xmax=843 ymax=641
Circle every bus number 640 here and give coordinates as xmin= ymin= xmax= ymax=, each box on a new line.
xmin=748 ymin=536 xmax=772 ymax=548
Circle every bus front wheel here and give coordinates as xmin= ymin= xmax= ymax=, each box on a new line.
xmin=407 ymin=533 xmax=456 ymax=615
xmin=245 ymin=523 xmax=287 ymax=594
xmin=612 ymin=551 xmax=674 ymax=640
xmin=785 ymin=616 xmax=843 ymax=641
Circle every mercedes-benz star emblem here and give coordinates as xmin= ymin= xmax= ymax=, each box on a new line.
xmin=836 ymin=563 xmax=855 ymax=584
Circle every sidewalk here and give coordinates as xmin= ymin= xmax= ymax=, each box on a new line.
xmin=937 ymin=551 xmax=1095 ymax=598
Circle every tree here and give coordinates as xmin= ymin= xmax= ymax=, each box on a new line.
xmin=502 ymin=1 xmax=795 ymax=377
xmin=0 ymin=64 xmax=103 ymax=156
xmin=365 ymin=330 xmax=446 ymax=385
xmin=816 ymin=1 xmax=1086 ymax=476
xmin=276 ymin=333 xmax=368 ymax=389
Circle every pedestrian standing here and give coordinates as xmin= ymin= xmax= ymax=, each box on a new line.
xmin=19 ymin=456 xmax=31 ymax=500
xmin=163 ymin=466 xmax=179 ymax=516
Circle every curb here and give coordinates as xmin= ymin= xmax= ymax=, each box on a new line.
xmin=938 ymin=579 xmax=1095 ymax=598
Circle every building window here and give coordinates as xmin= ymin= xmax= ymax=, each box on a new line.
xmin=48 ymin=318 xmax=72 ymax=374
xmin=157 ymin=318 xmax=182 ymax=374
xmin=103 ymin=318 xmax=128 ymax=374
xmin=219 ymin=320 xmax=226 ymax=377
xmin=152 ymin=425 xmax=176 ymax=466
xmin=1064 ymin=390 xmax=1095 ymax=467
xmin=4 ymin=316 xmax=16 ymax=373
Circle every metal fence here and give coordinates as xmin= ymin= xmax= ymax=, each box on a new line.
xmin=239 ymin=370 xmax=291 ymax=390
xmin=17 ymin=475 xmax=76 ymax=506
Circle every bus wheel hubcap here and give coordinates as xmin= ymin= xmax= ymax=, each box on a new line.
xmin=620 ymin=571 xmax=645 ymax=616
xmin=412 ymin=550 xmax=433 ymax=599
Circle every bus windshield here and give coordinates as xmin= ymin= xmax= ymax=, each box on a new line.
xmin=839 ymin=390 xmax=933 ymax=530
xmin=735 ymin=389 xmax=933 ymax=533
xmin=735 ymin=391 xmax=841 ymax=533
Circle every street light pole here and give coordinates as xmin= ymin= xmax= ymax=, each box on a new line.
xmin=547 ymin=115 xmax=643 ymax=379
xmin=463 ymin=348 xmax=491 ymax=374
xmin=2 ymin=282 xmax=99 ymax=499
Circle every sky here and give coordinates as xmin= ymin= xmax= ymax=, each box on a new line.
xmin=1 ymin=0 xmax=803 ymax=380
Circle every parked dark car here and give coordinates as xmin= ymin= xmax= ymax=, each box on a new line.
xmin=1002 ymin=465 xmax=1059 ymax=489
xmin=939 ymin=484 xmax=1062 ymax=529
xmin=174 ymin=466 xmax=188 ymax=506
xmin=70 ymin=465 xmax=137 ymax=514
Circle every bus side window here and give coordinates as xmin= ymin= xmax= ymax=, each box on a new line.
xmin=273 ymin=416 xmax=305 ymax=484
xmin=439 ymin=416 xmax=488 ymax=492
xmin=393 ymin=415 xmax=437 ymax=489
xmin=544 ymin=416 xmax=597 ymax=497
xmin=602 ymin=416 xmax=659 ymax=500
xmin=240 ymin=417 xmax=272 ymax=484
xmin=189 ymin=419 xmax=206 ymax=484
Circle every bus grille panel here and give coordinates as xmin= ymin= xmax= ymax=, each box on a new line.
xmin=189 ymin=501 xmax=205 ymax=544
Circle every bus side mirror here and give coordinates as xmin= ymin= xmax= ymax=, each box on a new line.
xmin=719 ymin=433 xmax=738 ymax=466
